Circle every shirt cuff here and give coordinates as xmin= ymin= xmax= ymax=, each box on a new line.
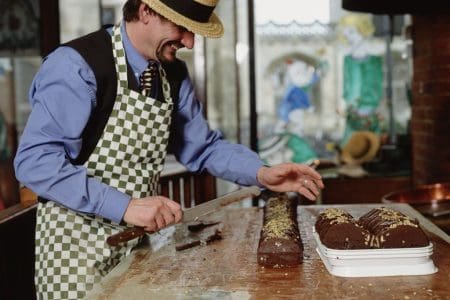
xmin=97 ymin=188 xmax=131 ymax=224
xmin=255 ymin=165 xmax=267 ymax=188
xmin=239 ymin=159 xmax=265 ymax=187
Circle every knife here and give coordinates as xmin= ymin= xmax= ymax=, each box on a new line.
xmin=106 ymin=185 xmax=261 ymax=246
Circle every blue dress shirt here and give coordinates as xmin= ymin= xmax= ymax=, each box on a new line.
xmin=14 ymin=24 xmax=263 ymax=223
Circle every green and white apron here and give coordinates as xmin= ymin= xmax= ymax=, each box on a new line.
xmin=35 ymin=24 xmax=173 ymax=299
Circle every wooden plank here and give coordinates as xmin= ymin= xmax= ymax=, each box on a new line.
xmin=183 ymin=176 xmax=191 ymax=208
xmin=160 ymin=181 xmax=170 ymax=200
xmin=86 ymin=203 xmax=450 ymax=299
xmin=172 ymin=177 xmax=181 ymax=204
xmin=40 ymin=0 xmax=60 ymax=57
xmin=194 ymin=172 xmax=216 ymax=205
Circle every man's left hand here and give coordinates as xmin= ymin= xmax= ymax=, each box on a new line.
xmin=257 ymin=163 xmax=324 ymax=201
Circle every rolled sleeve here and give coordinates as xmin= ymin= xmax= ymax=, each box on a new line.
xmin=97 ymin=188 xmax=131 ymax=223
xmin=14 ymin=46 xmax=131 ymax=222
xmin=173 ymin=77 xmax=265 ymax=187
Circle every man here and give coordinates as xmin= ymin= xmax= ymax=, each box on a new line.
xmin=14 ymin=0 xmax=324 ymax=298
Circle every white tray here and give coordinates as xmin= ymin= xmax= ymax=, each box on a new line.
xmin=313 ymin=228 xmax=438 ymax=277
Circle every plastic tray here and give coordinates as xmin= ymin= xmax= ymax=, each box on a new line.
xmin=313 ymin=228 xmax=438 ymax=277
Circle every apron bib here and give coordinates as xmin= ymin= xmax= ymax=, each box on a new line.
xmin=35 ymin=24 xmax=173 ymax=299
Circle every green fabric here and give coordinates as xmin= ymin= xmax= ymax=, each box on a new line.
xmin=343 ymin=55 xmax=383 ymax=110
xmin=286 ymin=133 xmax=317 ymax=163
xmin=341 ymin=55 xmax=383 ymax=146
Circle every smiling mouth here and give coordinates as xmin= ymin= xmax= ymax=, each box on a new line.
xmin=158 ymin=42 xmax=184 ymax=62
xmin=169 ymin=42 xmax=183 ymax=51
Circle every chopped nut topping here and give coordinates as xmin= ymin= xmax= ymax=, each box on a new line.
xmin=262 ymin=195 xmax=298 ymax=240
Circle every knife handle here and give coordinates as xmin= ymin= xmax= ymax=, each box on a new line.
xmin=106 ymin=226 xmax=146 ymax=247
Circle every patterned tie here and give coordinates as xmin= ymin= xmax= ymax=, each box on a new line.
xmin=139 ymin=61 xmax=157 ymax=97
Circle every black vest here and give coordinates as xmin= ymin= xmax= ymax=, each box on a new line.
xmin=64 ymin=26 xmax=187 ymax=164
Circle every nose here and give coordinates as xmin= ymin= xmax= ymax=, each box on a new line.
xmin=181 ymin=31 xmax=195 ymax=49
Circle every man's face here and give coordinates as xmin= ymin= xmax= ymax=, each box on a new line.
xmin=133 ymin=5 xmax=196 ymax=62
xmin=153 ymin=16 xmax=195 ymax=63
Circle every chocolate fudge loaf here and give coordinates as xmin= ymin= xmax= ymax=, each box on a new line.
xmin=358 ymin=207 xmax=429 ymax=248
xmin=315 ymin=208 xmax=370 ymax=249
xmin=257 ymin=193 xmax=303 ymax=267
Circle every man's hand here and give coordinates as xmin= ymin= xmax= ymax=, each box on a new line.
xmin=257 ymin=163 xmax=324 ymax=201
xmin=123 ymin=196 xmax=183 ymax=232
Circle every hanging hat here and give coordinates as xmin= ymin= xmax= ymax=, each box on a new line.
xmin=341 ymin=131 xmax=380 ymax=165
xmin=142 ymin=0 xmax=224 ymax=38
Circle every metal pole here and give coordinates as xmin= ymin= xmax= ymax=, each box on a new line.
xmin=233 ymin=0 xmax=241 ymax=143
xmin=248 ymin=0 xmax=258 ymax=153
xmin=248 ymin=0 xmax=259 ymax=206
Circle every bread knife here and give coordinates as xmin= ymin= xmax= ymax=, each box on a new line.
xmin=106 ymin=185 xmax=261 ymax=246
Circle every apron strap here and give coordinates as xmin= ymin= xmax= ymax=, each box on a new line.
xmin=112 ymin=23 xmax=173 ymax=104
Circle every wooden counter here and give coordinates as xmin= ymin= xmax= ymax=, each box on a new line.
xmin=86 ymin=204 xmax=450 ymax=299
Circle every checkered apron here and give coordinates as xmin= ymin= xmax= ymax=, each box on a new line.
xmin=34 ymin=24 xmax=173 ymax=299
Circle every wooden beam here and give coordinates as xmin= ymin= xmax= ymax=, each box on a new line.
xmin=40 ymin=0 xmax=60 ymax=57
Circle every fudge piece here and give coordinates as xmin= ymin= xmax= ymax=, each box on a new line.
xmin=358 ymin=207 xmax=429 ymax=248
xmin=175 ymin=229 xmax=222 ymax=251
xmin=315 ymin=208 xmax=370 ymax=249
xmin=257 ymin=193 xmax=303 ymax=267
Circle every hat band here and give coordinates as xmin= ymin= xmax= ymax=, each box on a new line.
xmin=159 ymin=0 xmax=215 ymax=23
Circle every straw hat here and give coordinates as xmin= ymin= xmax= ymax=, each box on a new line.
xmin=341 ymin=131 xmax=380 ymax=165
xmin=142 ymin=0 xmax=224 ymax=38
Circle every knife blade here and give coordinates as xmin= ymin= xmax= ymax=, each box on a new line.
xmin=106 ymin=185 xmax=261 ymax=246
xmin=181 ymin=185 xmax=261 ymax=222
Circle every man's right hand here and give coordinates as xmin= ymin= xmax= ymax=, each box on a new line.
xmin=122 ymin=196 xmax=182 ymax=232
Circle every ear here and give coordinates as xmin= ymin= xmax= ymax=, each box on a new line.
xmin=138 ymin=3 xmax=151 ymax=23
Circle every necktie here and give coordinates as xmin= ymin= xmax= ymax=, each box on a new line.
xmin=139 ymin=62 xmax=157 ymax=97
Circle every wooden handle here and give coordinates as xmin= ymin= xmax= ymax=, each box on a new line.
xmin=106 ymin=226 xmax=146 ymax=247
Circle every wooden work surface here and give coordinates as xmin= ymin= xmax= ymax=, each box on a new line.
xmin=87 ymin=204 xmax=450 ymax=299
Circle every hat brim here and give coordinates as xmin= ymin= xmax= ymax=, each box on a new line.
xmin=143 ymin=0 xmax=224 ymax=38
xmin=341 ymin=131 xmax=380 ymax=165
